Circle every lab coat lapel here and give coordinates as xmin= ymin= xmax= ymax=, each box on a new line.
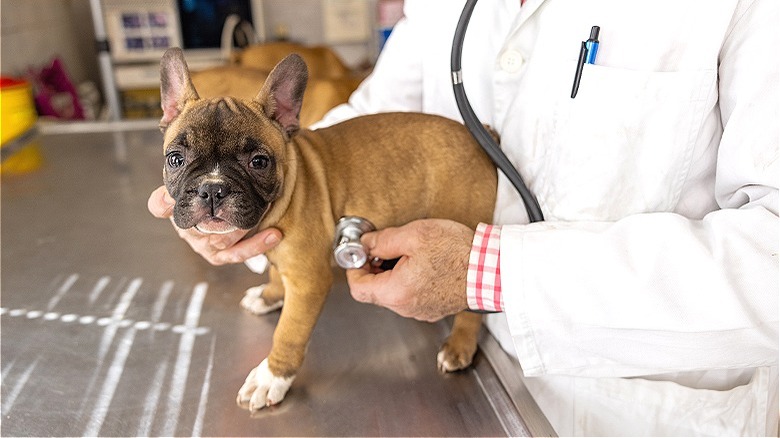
xmin=500 ymin=0 xmax=545 ymax=49
xmin=516 ymin=0 xmax=546 ymax=27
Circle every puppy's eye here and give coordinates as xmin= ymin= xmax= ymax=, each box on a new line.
xmin=250 ymin=154 xmax=270 ymax=169
xmin=167 ymin=152 xmax=185 ymax=168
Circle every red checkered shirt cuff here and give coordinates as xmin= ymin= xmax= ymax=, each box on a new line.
xmin=466 ymin=223 xmax=503 ymax=312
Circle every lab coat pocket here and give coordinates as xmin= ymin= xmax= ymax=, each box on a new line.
xmin=539 ymin=65 xmax=716 ymax=221
xmin=574 ymin=367 xmax=771 ymax=436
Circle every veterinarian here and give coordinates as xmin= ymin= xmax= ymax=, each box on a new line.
xmin=149 ymin=0 xmax=779 ymax=435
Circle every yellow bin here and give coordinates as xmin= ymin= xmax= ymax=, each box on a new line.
xmin=1 ymin=76 xmax=42 ymax=174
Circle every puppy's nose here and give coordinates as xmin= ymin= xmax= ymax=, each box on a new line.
xmin=198 ymin=182 xmax=230 ymax=210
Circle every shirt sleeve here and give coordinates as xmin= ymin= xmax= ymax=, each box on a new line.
xmin=466 ymin=223 xmax=504 ymax=312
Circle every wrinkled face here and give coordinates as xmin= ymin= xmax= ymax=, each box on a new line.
xmin=158 ymin=48 xmax=308 ymax=234
xmin=162 ymin=98 xmax=286 ymax=233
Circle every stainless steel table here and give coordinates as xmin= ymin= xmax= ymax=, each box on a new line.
xmin=1 ymin=126 xmax=554 ymax=437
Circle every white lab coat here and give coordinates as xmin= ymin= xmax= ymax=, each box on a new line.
xmin=315 ymin=0 xmax=779 ymax=435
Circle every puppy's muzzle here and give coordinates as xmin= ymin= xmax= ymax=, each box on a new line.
xmin=198 ymin=181 xmax=230 ymax=213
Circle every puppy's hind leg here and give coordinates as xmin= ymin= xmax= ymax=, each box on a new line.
xmin=241 ymin=265 xmax=285 ymax=315
xmin=437 ymin=311 xmax=482 ymax=372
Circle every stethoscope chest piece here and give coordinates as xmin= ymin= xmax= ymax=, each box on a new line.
xmin=333 ymin=216 xmax=376 ymax=269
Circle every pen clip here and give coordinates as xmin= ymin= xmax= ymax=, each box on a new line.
xmin=570 ymin=41 xmax=588 ymax=99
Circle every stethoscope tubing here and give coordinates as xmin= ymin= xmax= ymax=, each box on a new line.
xmin=451 ymin=0 xmax=545 ymax=223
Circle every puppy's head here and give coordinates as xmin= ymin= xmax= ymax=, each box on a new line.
xmin=158 ymin=48 xmax=308 ymax=234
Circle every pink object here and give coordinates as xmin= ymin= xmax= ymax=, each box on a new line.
xmin=28 ymin=57 xmax=85 ymax=120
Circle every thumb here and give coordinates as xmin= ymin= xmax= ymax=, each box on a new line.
xmin=148 ymin=186 xmax=175 ymax=219
xmin=361 ymin=226 xmax=419 ymax=261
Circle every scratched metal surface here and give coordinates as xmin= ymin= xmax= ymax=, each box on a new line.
xmin=1 ymin=129 xmax=518 ymax=437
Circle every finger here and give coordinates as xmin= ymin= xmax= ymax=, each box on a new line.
xmin=345 ymin=267 xmax=369 ymax=289
xmin=346 ymin=267 xmax=390 ymax=305
xmin=148 ymin=186 xmax=175 ymax=219
xmin=206 ymin=231 xmax=246 ymax=251
xmin=211 ymin=228 xmax=282 ymax=264
xmin=347 ymin=268 xmax=421 ymax=319
xmin=361 ymin=226 xmax=419 ymax=261
xmin=172 ymin=225 xmax=247 ymax=264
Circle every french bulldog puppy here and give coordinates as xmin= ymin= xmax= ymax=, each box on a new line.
xmin=159 ymin=47 xmax=497 ymax=411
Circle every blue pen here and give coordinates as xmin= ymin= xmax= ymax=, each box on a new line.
xmin=571 ymin=25 xmax=600 ymax=98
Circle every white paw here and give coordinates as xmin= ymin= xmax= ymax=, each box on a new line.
xmin=437 ymin=349 xmax=467 ymax=373
xmin=240 ymin=285 xmax=283 ymax=315
xmin=236 ymin=358 xmax=295 ymax=410
xmin=437 ymin=350 xmax=455 ymax=372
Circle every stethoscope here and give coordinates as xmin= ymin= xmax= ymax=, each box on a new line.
xmin=333 ymin=0 xmax=543 ymax=271
xmin=452 ymin=0 xmax=544 ymax=223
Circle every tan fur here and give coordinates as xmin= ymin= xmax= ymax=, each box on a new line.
xmin=190 ymin=66 xmax=360 ymax=128
xmin=191 ymin=42 xmax=362 ymax=128
xmin=238 ymin=42 xmax=352 ymax=79
xmin=250 ymin=113 xmax=497 ymax=379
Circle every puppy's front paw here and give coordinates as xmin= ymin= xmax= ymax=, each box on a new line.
xmin=236 ymin=358 xmax=295 ymax=411
xmin=241 ymin=285 xmax=283 ymax=315
xmin=437 ymin=339 xmax=477 ymax=373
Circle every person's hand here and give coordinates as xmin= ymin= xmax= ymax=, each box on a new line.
xmin=146 ymin=185 xmax=282 ymax=265
xmin=346 ymin=219 xmax=473 ymax=322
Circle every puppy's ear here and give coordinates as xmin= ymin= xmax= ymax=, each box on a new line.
xmin=255 ymin=54 xmax=308 ymax=137
xmin=159 ymin=48 xmax=199 ymax=130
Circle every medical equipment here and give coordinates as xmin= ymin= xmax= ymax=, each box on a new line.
xmin=333 ymin=216 xmax=401 ymax=270
xmin=333 ymin=216 xmax=377 ymax=269
xmin=451 ymin=0 xmax=544 ymax=223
